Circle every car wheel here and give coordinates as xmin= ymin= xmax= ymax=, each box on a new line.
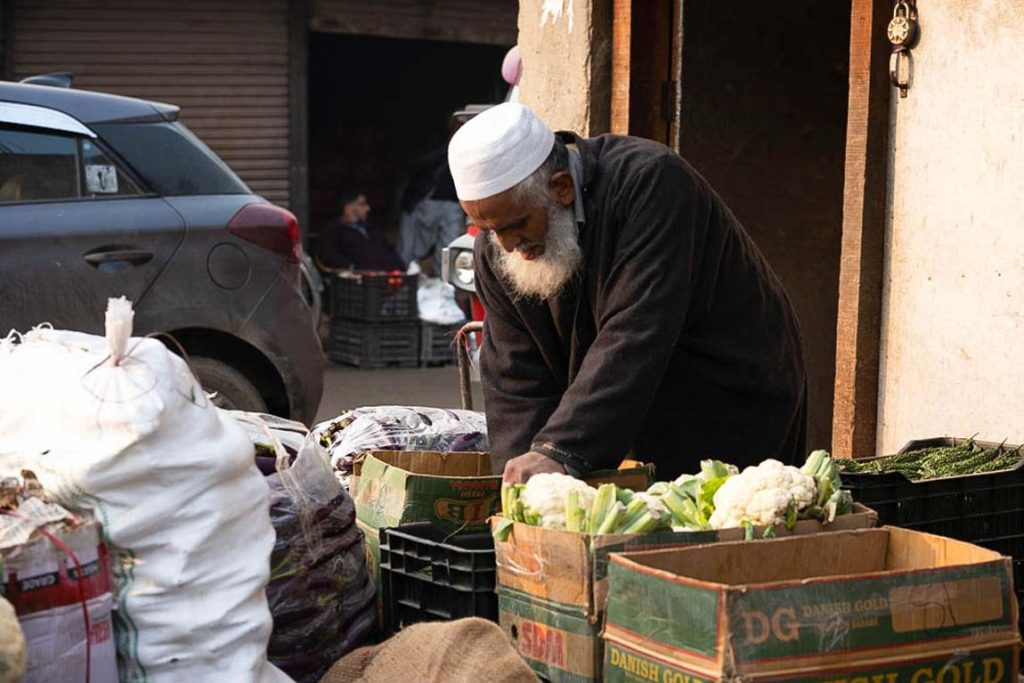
xmin=189 ymin=356 xmax=268 ymax=413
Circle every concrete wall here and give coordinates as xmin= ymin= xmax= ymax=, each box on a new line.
xmin=876 ymin=1 xmax=1024 ymax=452
xmin=516 ymin=0 xmax=610 ymax=135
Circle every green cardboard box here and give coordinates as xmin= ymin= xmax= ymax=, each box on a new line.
xmin=356 ymin=518 xmax=384 ymax=626
xmin=353 ymin=450 xmax=657 ymax=534
xmin=353 ymin=450 xmax=500 ymax=533
xmin=493 ymin=506 xmax=878 ymax=682
xmin=603 ymin=527 xmax=1021 ymax=682
xmin=604 ymin=639 xmax=1016 ymax=683
xmin=499 ymin=587 xmax=602 ymax=683
xmin=493 ymin=504 xmax=879 ymax=620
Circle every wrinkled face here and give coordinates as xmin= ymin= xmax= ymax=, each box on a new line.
xmin=462 ymin=172 xmax=582 ymax=301
xmin=462 ymin=187 xmax=551 ymax=260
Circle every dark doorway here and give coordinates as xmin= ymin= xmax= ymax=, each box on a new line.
xmin=678 ymin=1 xmax=852 ymax=451
xmin=308 ymin=33 xmax=510 ymax=252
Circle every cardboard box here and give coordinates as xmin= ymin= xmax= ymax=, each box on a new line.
xmin=353 ymin=450 xmax=499 ymax=533
xmin=604 ymin=640 xmax=1017 ymax=683
xmin=603 ymin=527 xmax=1021 ymax=682
xmin=353 ymin=450 xmax=656 ymax=533
xmin=493 ymin=504 xmax=879 ymax=619
xmin=494 ymin=506 xmax=879 ymax=682
xmin=356 ymin=518 xmax=384 ymax=625
xmin=499 ymin=587 xmax=604 ymax=681
xmin=352 ymin=450 xmax=655 ymax=626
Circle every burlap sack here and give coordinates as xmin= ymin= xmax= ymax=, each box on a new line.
xmin=318 ymin=618 xmax=538 ymax=683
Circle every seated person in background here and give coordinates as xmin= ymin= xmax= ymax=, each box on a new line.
xmin=396 ymin=140 xmax=465 ymax=277
xmin=317 ymin=187 xmax=405 ymax=271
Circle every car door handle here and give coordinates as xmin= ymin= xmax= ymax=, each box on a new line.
xmin=83 ymin=249 xmax=154 ymax=267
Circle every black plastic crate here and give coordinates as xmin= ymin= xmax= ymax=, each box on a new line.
xmin=841 ymin=438 xmax=1024 ymax=633
xmin=379 ymin=523 xmax=497 ymax=636
xmin=331 ymin=272 xmax=418 ymax=322
xmin=419 ymin=322 xmax=461 ymax=367
xmin=327 ymin=319 xmax=419 ymax=369
xmin=839 ymin=438 xmax=1024 ymax=542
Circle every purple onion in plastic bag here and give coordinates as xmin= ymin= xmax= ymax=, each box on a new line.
xmin=313 ymin=406 xmax=489 ymax=489
xmin=233 ymin=412 xmax=377 ymax=683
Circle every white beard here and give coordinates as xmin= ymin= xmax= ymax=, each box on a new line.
xmin=491 ymin=203 xmax=582 ymax=302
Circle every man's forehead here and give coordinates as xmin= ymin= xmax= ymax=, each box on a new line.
xmin=462 ymin=190 xmax=525 ymax=226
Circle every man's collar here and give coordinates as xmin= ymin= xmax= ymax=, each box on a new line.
xmin=342 ymin=220 xmax=369 ymax=235
xmin=567 ymin=145 xmax=586 ymax=227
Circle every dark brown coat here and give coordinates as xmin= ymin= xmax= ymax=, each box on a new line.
xmin=475 ymin=133 xmax=807 ymax=480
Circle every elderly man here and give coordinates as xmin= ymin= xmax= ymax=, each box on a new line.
xmin=448 ymin=103 xmax=807 ymax=483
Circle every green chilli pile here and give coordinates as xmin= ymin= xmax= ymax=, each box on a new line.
xmin=837 ymin=439 xmax=1022 ymax=481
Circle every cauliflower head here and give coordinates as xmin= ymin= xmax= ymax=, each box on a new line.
xmin=708 ymin=459 xmax=816 ymax=530
xmin=630 ymin=491 xmax=669 ymax=518
xmin=521 ymin=473 xmax=597 ymax=529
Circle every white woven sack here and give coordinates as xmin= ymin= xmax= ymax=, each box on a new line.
xmin=0 ymin=299 xmax=291 ymax=683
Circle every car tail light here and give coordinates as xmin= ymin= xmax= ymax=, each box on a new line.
xmin=227 ymin=203 xmax=301 ymax=263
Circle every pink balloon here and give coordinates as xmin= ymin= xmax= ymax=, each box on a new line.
xmin=501 ymin=45 xmax=522 ymax=85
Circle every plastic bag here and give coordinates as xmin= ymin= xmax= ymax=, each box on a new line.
xmin=242 ymin=413 xmax=312 ymax=476
xmin=314 ymin=406 xmax=489 ymax=489
xmin=0 ymin=479 xmax=112 ymax=683
xmin=417 ymin=277 xmax=467 ymax=325
xmin=234 ymin=413 xmax=376 ymax=683
xmin=0 ymin=300 xmax=287 ymax=683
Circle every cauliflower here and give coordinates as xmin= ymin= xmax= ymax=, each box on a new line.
xmin=708 ymin=459 xmax=816 ymax=530
xmin=520 ymin=473 xmax=597 ymax=529
xmin=630 ymin=491 xmax=669 ymax=517
xmin=0 ymin=596 xmax=26 ymax=683
xmin=497 ymin=477 xmax=672 ymax=537
xmin=614 ymin=491 xmax=672 ymax=534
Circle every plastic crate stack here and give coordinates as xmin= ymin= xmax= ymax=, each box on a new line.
xmin=419 ymin=321 xmax=462 ymax=367
xmin=327 ymin=272 xmax=419 ymax=368
xmin=379 ymin=523 xmax=497 ymax=636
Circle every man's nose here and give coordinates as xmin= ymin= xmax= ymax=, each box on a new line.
xmin=495 ymin=232 xmax=518 ymax=253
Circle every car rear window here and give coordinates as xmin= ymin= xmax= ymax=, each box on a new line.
xmin=0 ymin=127 xmax=79 ymax=201
xmin=92 ymin=121 xmax=250 ymax=196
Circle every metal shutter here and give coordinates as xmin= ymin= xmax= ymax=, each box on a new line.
xmin=11 ymin=0 xmax=291 ymax=208
xmin=0 ymin=4 xmax=8 ymax=79
xmin=311 ymin=0 xmax=517 ymax=46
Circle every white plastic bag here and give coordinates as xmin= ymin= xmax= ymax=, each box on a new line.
xmin=0 ymin=299 xmax=289 ymax=683
xmin=417 ymin=277 xmax=467 ymax=325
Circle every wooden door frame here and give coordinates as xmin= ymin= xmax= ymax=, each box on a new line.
xmin=612 ymin=0 xmax=892 ymax=457
xmin=610 ymin=0 xmax=679 ymax=145
xmin=831 ymin=0 xmax=892 ymax=458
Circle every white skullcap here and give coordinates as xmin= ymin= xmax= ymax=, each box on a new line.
xmin=448 ymin=103 xmax=555 ymax=201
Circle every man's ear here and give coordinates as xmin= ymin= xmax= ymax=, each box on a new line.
xmin=547 ymin=171 xmax=575 ymax=207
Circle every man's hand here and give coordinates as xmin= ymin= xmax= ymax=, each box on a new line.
xmin=503 ymin=451 xmax=565 ymax=484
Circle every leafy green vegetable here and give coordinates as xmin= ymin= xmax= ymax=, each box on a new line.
xmin=492 ymin=517 xmax=515 ymax=542
xmin=565 ymin=490 xmax=588 ymax=532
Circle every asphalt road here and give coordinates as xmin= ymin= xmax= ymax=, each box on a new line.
xmin=314 ymin=363 xmax=486 ymax=424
